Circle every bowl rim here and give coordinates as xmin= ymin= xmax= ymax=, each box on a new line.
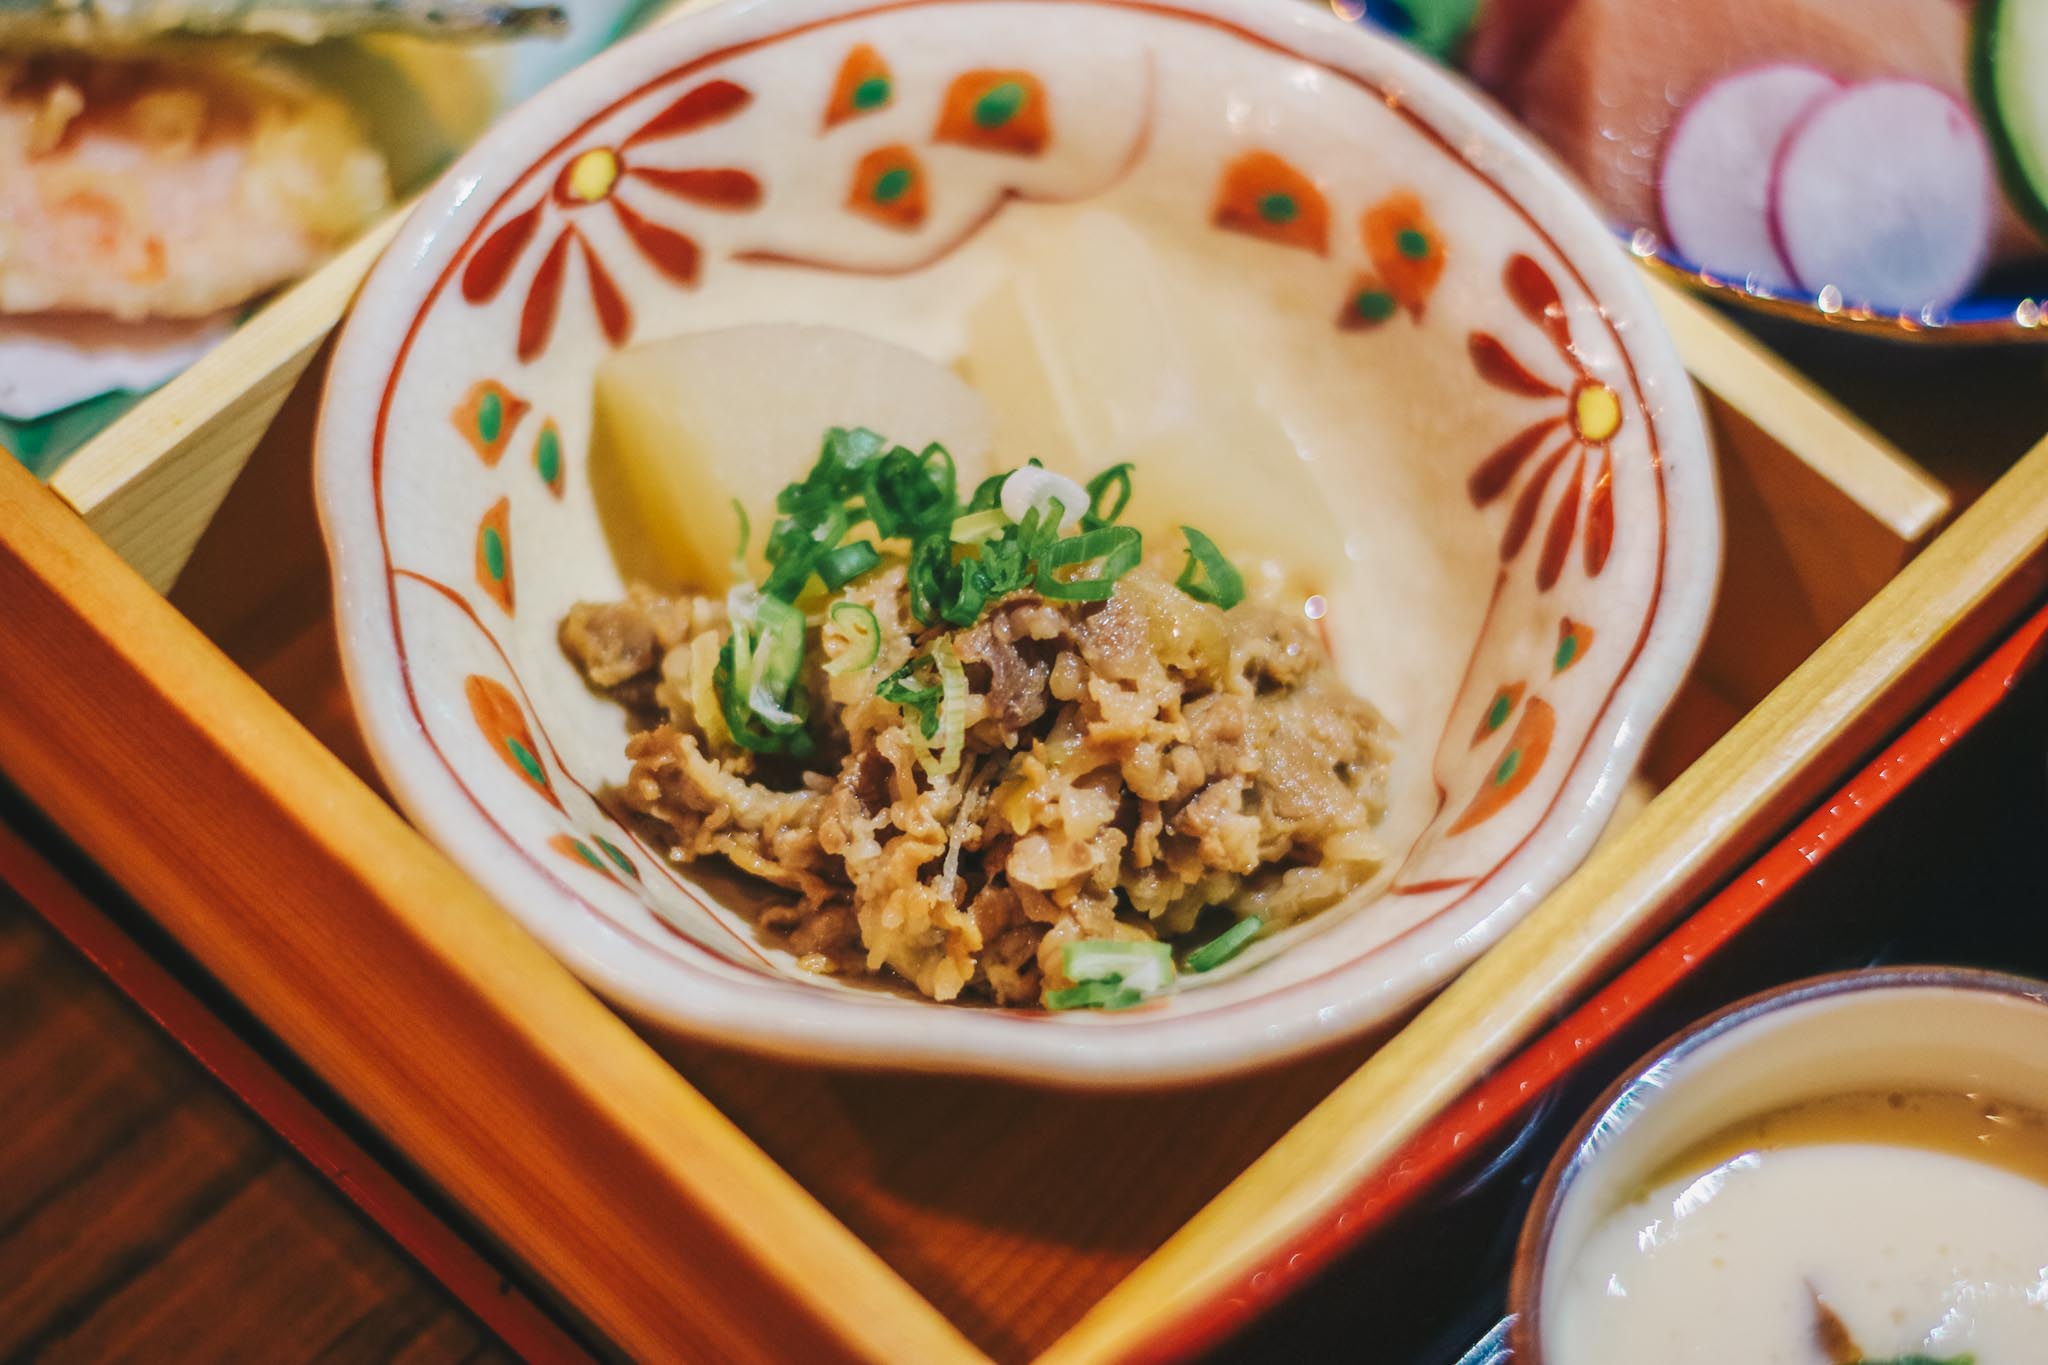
xmin=1507 ymin=964 xmax=2048 ymax=1360
xmin=313 ymin=0 xmax=1723 ymax=1085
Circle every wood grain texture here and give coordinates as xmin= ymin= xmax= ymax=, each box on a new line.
xmin=1645 ymin=276 xmax=1950 ymax=541
xmin=0 ymin=453 xmax=984 ymax=1365
xmin=0 ymin=894 xmax=512 ymax=1365
xmin=1045 ymin=434 xmax=2048 ymax=1364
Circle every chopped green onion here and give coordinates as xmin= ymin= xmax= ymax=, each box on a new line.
xmin=729 ymin=498 xmax=751 ymax=581
xmin=1064 ymin=938 xmax=1176 ymax=995
xmin=749 ymin=595 xmax=808 ymax=698
xmin=1037 ymin=525 xmax=1143 ymax=601
xmin=917 ymin=638 xmax=969 ymax=778
xmin=1084 ymin=462 xmax=1134 ymax=526
xmin=863 ymin=443 xmax=956 ymax=540
xmin=963 ymin=471 xmax=1009 ymax=513
xmin=715 ymin=628 xmax=813 ymax=755
xmin=907 ymin=533 xmax=954 ymax=626
xmin=1185 ymin=916 xmax=1263 ymax=973
xmin=1000 ymin=465 xmax=1089 ymax=533
xmin=950 ymin=508 xmax=1012 ymax=544
xmin=823 ymin=601 xmax=880 ymax=675
xmin=713 ymin=602 xmax=812 ymax=755
xmin=816 ymin=539 xmax=881 ymax=589
xmin=1175 ymin=525 xmax=1245 ymax=609
xmin=878 ymin=653 xmax=943 ymax=737
xmin=1046 ymin=980 xmax=1146 ymax=1011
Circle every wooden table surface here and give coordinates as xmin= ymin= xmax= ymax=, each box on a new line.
xmin=0 ymin=877 xmax=515 ymax=1365
xmin=2 ymin=316 xmax=2042 ymax=1365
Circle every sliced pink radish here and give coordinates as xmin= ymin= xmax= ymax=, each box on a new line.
xmin=1658 ymin=62 xmax=1842 ymax=292
xmin=1769 ymin=78 xmax=1997 ymax=312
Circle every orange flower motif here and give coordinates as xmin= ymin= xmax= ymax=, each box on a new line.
xmin=1358 ymin=190 xmax=1446 ymax=321
xmin=475 ymin=497 xmax=514 ymax=613
xmin=465 ymin=674 xmax=558 ymax=809
xmin=935 ymin=71 xmax=1049 ymax=155
xmin=1212 ymin=150 xmax=1329 ymax=254
xmin=459 ymin=79 xmax=765 ymax=362
xmin=848 ymin=144 xmax=928 ymax=229
xmin=1465 ymin=255 xmax=1625 ymax=592
xmin=1450 ymin=698 xmax=1554 ymax=835
xmin=825 ymin=45 xmax=894 ymax=128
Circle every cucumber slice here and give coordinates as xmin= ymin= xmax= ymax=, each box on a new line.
xmin=1974 ymin=0 xmax=2048 ymax=235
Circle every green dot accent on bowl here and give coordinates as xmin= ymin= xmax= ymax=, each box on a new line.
xmin=1353 ymin=289 xmax=1397 ymax=322
xmin=973 ymin=81 xmax=1027 ymax=128
xmin=853 ymin=75 xmax=891 ymax=109
xmin=1485 ymin=691 xmax=1511 ymax=733
xmin=873 ymin=166 xmax=913 ymax=204
xmin=1396 ymin=228 xmax=1432 ymax=260
xmin=478 ymin=389 xmax=503 ymax=444
xmin=1257 ymin=193 xmax=1299 ymax=225
xmin=1493 ymin=748 xmax=1521 ymax=787
xmin=506 ymin=736 xmax=546 ymax=787
xmin=536 ymin=427 xmax=562 ymax=487
xmin=570 ymin=839 xmax=608 ymax=873
xmin=594 ymin=834 xmax=636 ymax=876
xmin=481 ymin=526 xmax=506 ymax=582
xmin=1555 ymin=633 xmax=1578 ymax=672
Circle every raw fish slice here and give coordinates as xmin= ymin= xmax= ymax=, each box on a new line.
xmin=1770 ymin=79 xmax=1996 ymax=311
xmin=1658 ymin=62 xmax=1839 ymax=291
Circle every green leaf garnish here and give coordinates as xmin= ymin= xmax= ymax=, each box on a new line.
xmin=1175 ymin=525 xmax=1245 ymax=609
xmin=1065 ymin=938 xmax=1175 ymax=995
xmin=1185 ymin=916 xmax=1262 ymax=973
xmin=816 ymin=539 xmax=881 ymax=590
xmin=1037 ymin=525 xmax=1143 ymax=601
xmin=878 ymin=653 xmax=944 ymax=738
xmin=822 ymin=601 xmax=880 ymax=675
xmin=1046 ymin=980 xmax=1146 ymax=1011
xmin=1083 ymin=461 xmax=1134 ymax=527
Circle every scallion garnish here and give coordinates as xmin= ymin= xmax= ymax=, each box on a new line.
xmin=950 ymin=508 xmax=1012 ymax=544
xmin=1065 ymin=938 xmax=1176 ymax=995
xmin=877 ymin=653 xmax=943 ymax=738
xmin=1037 ymin=525 xmax=1143 ymax=601
xmin=1185 ymin=915 xmax=1262 ymax=973
xmin=918 ymin=638 xmax=968 ymax=778
xmin=1083 ymin=462 xmax=1134 ymax=527
xmin=709 ymin=427 xmax=1245 ymax=755
xmin=816 ymin=539 xmax=881 ymax=590
xmin=1175 ymin=525 xmax=1245 ymax=610
xmin=999 ymin=465 xmax=1089 ymax=533
xmin=822 ymin=601 xmax=880 ymax=675
xmin=1046 ymin=979 xmax=1146 ymax=1011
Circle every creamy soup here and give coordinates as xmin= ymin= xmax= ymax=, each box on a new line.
xmin=1549 ymin=1090 xmax=2048 ymax=1364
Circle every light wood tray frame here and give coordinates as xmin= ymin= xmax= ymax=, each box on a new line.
xmin=18 ymin=164 xmax=2048 ymax=1361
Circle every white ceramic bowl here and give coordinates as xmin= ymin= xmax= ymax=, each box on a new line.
xmin=315 ymin=0 xmax=1720 ymax=1084
xmin=1511 ymin=968 xmax=2048 ymax=1361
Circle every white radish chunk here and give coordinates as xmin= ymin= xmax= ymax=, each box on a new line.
xmin=1658 ymin=63 xmax=1841 ymax=292
xmin=594 ymin=323 xmax=990 ymax=589
xmin=1769 ymin=79 xmax=1996 ymax=311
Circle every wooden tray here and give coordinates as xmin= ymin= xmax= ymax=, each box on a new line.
xmin=11 ymin=225 xmax=2048 ymax=1359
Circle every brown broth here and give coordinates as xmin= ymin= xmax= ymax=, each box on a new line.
xmin=1642 ymin=1088 xmax=2048 ymax=1200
